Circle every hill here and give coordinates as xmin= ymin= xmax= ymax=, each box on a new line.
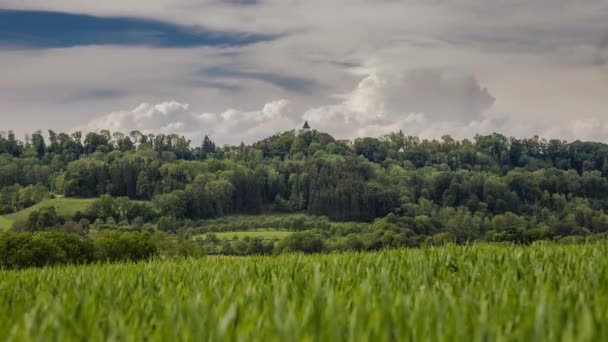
xmin=0 ymin=198 xmax=98 ymax=231
xmin=199 ymin=230 xmax=294 ymax=241
xmin=3 ymin=129 xmax=608 ymax=244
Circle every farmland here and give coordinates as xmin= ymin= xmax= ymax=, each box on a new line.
xmin=1 ymin=243 xmax=607 ymax=341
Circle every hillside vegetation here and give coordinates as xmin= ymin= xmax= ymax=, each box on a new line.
xmin=3 ymin=129 xmax=608 ymax=265
xmin=0 ymin=198 xmax=98 ymax=230
xmin=199 ymin=230 xmax=293 ymax=241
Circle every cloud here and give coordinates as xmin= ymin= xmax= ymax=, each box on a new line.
xmin=87 ymin=99 xmax=298 ymax=144
xmin=2 ymin=0 xmax=608 ymax=144
xmin=0 ymin=9 xmax=278 ymax=49
xmin=303 ymin=67 xmax=499 ymax=139
xmin=85 ymin=67 xmax=505 ymax=143
xmin=541 ymin=117 xmax=608 ymax=142
xmin=85 ymin=64 xmax=608 ymax=144
xmin=199 ymin=65 xmax=320 ymax=93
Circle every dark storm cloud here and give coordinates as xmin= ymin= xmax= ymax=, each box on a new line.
xmin=189 ymin=80 xmax=244 ymax=92
xmin=63 ymin=88 xmax=127 ymax=102
xmin=200 ymin=65 xmax=320 ymax=93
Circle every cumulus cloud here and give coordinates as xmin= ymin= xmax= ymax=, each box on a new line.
xmin=87 ymin=99 xmax=298 ymax=144
xmin=541 ymin=117 xmax=608 ymax=142
xmin=86 ymin=67 xmax=506 ymax=143
xmin=86 ymin=64 xmax=608 ymax=144
xmin=3 ymin=0 xmax=608 ymax=143
xmin=303 ymin=67 xmax=501 ymax=139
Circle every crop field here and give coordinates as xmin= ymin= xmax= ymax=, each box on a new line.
xmin=1 ymin=243 xmax=607 ymax=341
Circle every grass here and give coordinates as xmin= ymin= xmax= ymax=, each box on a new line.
xmin=0 ymin=216 xmax=13 ymax=232
xmin=200 ymin=230 xmax=294 ymax=241
xmin=0 ymin=198 xmax=98 ymax=230
xmin=197 ymin=213 xmax=369 ymax=234
xmin=1 ymin=243 xmax=607 ymax=340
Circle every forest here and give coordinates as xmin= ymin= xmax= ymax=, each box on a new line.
xmin=2 ymin=127 xmax=608 ymax=268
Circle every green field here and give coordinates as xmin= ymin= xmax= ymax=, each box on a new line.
xmin=1 ymin=243 xmax=607 ymax=340
xmin=201 ymin=230 xmax=293 ymax=240
xmin=0 ymin=216 xmax=13 ymax=232
xmin=0 ymin=198 xmax=98 ymax=230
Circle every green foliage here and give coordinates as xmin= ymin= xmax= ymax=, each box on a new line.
xmin=0 ymin=231 xmax=93 ymax=269
xmin=276 ymin=231 xmax=325 ymax=253
xmin=199 ymin=230 xmax=293 ymax=241
xmin=26 ymin=206 xmax=61 ymax=231
xmin=86 ymin=195 xmax=155 ymax=223
xmin=0 ymin=184 xmax=49 ymax=215
xmin=1 ymin=244 xmax=608 ymax=340
xmin=0 ymin=198 xmax=99 ymax=230
xmin=4 ymin=129 xmax=608 ymax=244
xmin=93 ymin=231 xmax=157 ymax=262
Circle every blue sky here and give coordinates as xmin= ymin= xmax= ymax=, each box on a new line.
xmin=0 ymin=9 xmax=276 ymax=48
xmin=0 ymin=1 xmax=607 ymax=144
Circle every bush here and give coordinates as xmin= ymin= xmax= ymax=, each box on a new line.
xmin=344 ymin=234 xmax=364 ymax=251
xmin=34 ymin=231 xmax=94 ymax=264
xmin=523 ymin=227 xmax=550 ymax=243
xmin=0 ymin=232 xmax=63 ymax=269
xmin=0 ymin=231 xmax=93 ymax=269
xmin=94 ymin=231 xmax=157 ymax=262
xmin=26 ymin=206 xmax=62 ymax=232
xmin=275 ymin=231 xmax=325 ymax=254
xmin=426 ymin=232 xmax=455 ymax=246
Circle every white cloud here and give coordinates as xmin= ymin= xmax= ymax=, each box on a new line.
xmin=541 ymin=117 xmax=608 ymax=142
xmin=85 ymin=67 xmax=505 ymax=143
xmin=87 ymin=99 xmax=298 ymax=144
xmin=85 ymin=64 xmax=608 ymax=144
xmin=303 ymin=67 xmax=500 ymax=139
xmin=2 ymin=0 xmax=608 ymax=143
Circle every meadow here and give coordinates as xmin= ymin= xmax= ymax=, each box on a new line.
xmin=1 ymin=243 xmax=606 ymax=341
xmin=199 ymin=230 xmax=293 ymax=241
xmin=0 ymin=198 xmax=98 ymax=231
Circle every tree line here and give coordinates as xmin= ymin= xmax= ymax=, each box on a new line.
xmin=2 ymin=128 xmax=608 ymax=268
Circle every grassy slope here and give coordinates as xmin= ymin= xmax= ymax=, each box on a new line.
xmin=0 ymin=198 xmax=98 ymax=231
xmin=199 ymin=213 xmax=329 ymax=225
xmin=1 ymin=243 xmax=607 ymax=340
xmin=201 ymin=230 xmax=293 ymax=240
xmin=0 ymin=216 xmax=13 ymax=231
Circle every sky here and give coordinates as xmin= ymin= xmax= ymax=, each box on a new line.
xmin=0 ymin=1 xmax=607 ymax=145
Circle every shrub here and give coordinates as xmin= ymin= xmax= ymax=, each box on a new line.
xmin=275 ymin=231 xmax=324 ymax=254
xmin=34 ymin=231 xmax=94 ymax=264
xmin=94 ymin=231 xmax=157 ymax=262
xmin=0 ymin=232 xmax=63 ymax=269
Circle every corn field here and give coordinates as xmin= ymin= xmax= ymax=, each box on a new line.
xmin=1 ymin=242 xmax=607 ymax=341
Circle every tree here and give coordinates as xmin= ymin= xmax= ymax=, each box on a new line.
xmin=94 ymin=231 xmax=156 ymax=262
xmin=355 ymin=137 xmax=388 ymax=163
xmin=30 ymin=131 xmax=46 ymax=158
xmin=202 ymin=135 xmax=216 ymax=154
xmin=154 ymin=190 xmax=187 ymax=219
xmin=276 ymin=231 xmax=325 ymax=254
xmin=205 ymin=179 xmax=235 ymax=216
xmin=27 ymin=206 xmax=61 ymax=232
xmin=136 ymin=171 xmax=152 ymax=200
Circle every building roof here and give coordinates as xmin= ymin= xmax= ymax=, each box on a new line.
xmin=302 ymin=121 xmax=310 ymax=129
